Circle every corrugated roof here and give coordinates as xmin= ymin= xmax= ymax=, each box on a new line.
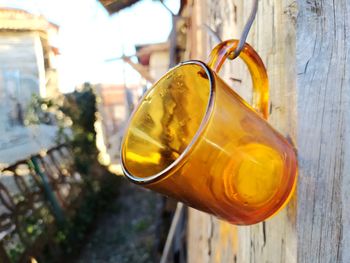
xmin=0 ymin=8 xmax=58 ymax=32
xmin=99 ymin=0 xmax=141 ymax=14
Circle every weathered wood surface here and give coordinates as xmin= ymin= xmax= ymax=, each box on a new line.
xmin=186 ymin=0 xmax=347 ymax=262
xmin=297 ymin=1 xmax=350 ymax=262
xmin=188 ymin=0 xmax=298 ymax=261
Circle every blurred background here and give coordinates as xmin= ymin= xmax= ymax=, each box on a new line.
xmin=0 ymin=0 xmax=181 ymax=170
xmin=0 ymin=0 xmax=191 ymax=262
xmin=0 ymin=0 xmax=245 ymax=262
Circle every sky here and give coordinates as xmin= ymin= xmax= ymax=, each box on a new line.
xmin=0 ymin=0 xmax=179 ymax=92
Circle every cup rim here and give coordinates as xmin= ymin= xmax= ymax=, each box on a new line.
xmin=120 ymin=60 xmax=215 ymax=184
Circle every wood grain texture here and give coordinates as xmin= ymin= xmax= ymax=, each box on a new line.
xmin=297 ymin=0 xmax=350 ymax=262
xmin=187 ymin=0 xmax=298 ymax=262
xmin=187 ymin=0 xmax=350 ymax=262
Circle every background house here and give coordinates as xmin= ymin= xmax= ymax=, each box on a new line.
xmin=94 ymin=42 xmax=171 ymax=167
xmin=0 ymin=8 xmax=61 ymax=168
xmin=135 ymin=42 xmax=170 ymax=80
xmin=94 ymin=83 xmax=142 ymax=165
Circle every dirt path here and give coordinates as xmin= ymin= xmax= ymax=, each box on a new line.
xmin=74 ymin=179 xmax=162 ymax=263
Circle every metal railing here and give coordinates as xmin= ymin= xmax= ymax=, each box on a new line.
xmin=0 ymin=144 xmax=84 ymax=263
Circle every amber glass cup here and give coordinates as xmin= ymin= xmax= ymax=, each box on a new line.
xmin=121 ymin=40 xmax=297 ymax=225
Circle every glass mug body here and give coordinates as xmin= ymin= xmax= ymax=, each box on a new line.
xmin=121 ymin=42 xmax=297 ymax=225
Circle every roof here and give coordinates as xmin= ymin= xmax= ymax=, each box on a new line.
xmin=135 ymin=42 xmax=169 ymax=66
xmin=99 ymin=0 xmax=141 ymax=14
xmin=99 ymin=0 xmax=187 ymax=15
xmin=0 ymin=8 xmax=59 ymax=32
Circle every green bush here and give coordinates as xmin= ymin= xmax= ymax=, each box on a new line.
xmin=30 ymin=83 xmax=122 ymax=262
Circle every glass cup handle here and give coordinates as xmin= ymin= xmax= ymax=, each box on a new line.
xmin=207 ymin=40 xmax=269 ymax=120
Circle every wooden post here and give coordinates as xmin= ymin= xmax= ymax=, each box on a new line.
xmin=297 ymin=1 xmax=349 ymax=262
xmin=186 ymin=0 xmax=350 ymax=262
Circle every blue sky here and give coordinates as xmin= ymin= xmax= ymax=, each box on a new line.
xmin=0 ymin=0 xmax=179 ymax=92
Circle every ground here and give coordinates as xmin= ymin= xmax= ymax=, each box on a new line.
xmin=74 ymin=179 xmax=163 ymax=263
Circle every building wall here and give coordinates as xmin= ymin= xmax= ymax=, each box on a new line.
xmin=0 ymin=31 xmax=45 ymax=133
xmin=149 ymin=51 xmax=169 ymax=80
xmin=0 ymin=10 xmax=61 ymax=168
xmin=95 ymin=84 xmax=143 ymax=165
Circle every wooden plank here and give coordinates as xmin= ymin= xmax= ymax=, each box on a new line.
xmin=296 ymin=1 xmax=350 ymax=262
xmin=160 ymin=203 xmax=184 ymax=263
xmin=187 ymin=0 xmax=350 ymax=262
xmin=187 ymin=0 xmax=297 ymax=262
xmin=0 ymin=32 xmax=40 ymax=80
